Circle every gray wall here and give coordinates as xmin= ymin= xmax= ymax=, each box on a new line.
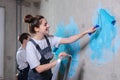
xmin=0 ymin=7 xmax=5 ymax=80
xmin=0 ymin=1 xmax=17 ymax=80
xmin=39 ymin=0 xmax=120 ymax=80
xmin=0 ymin=0 xmax=39 ymax=80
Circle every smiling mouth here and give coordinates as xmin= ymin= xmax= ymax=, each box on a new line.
xmin=46 ymin=29 xmax=49 ymax=32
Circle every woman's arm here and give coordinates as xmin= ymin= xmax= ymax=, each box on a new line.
xmin=35 ymin=52 xmax=68 ymax=73
xmin=60 ymin=27 xmax=96 ymax=44
xmin=35 ymin=60 xmax=57 ymax=73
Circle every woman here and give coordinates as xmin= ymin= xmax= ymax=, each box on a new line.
xmin=24 ymin=14 xmax=96 ymax=80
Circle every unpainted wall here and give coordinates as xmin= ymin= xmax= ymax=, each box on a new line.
xmin=0 ymin=0 xmax=39 ymax=80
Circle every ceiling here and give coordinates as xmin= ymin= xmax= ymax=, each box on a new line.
xmin=24 ymin=0 xmax=41 ymax=2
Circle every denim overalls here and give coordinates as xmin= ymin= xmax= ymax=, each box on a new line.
xmin=28 ymin=36 xmax=53 ymax=80
xmin=17 ymin=65 xmax=29 ymax=80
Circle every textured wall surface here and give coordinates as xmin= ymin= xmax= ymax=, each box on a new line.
xmin=39 ymin=0 xmax=120 ymax=80
xmin=0 ymin=0 xmax=39 ymax=80
xmin=0 ymin=7 xmax=4 ymax=80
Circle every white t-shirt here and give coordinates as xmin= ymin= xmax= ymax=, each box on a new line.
xmin=26 ymin=36 xmax=61 ymax=69
xmin=16 ymin=47 xmax=28 ymax=70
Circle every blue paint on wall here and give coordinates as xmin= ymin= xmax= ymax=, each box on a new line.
xmin=53 ymin=8 xmax=120 ymax=78
xmin=53 ymin=17 xmax=80 ymax=78
xmin=112 ymin=26 xmax=120 ymax=53
xmin=87 ymin=8 xmax=120 ymax=65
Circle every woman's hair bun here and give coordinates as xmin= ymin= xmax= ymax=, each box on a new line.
xmin=24 ymin=14 xmax=33 ymax=23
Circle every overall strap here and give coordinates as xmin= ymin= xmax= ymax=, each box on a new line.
xmin=17 ymin=64 xmax=20 ymax=71
xmin=29 ymin=39 xmax=42 ymax=55
xmin=44 ymin=35 xmax=51 ymax=50
xmin=29 ymin=38 xmax=52 ymax=76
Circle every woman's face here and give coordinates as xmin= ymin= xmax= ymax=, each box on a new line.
xmin=38 ymin=18 xmax=50 ymax=35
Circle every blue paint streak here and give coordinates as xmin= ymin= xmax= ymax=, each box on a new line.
xmin=112 ymin=26 xmax=120 ymax=53
xmin=53 ymin=17 xmax=80 ymax=77
xmin=88 ymin=8 xmax=119 ymax=65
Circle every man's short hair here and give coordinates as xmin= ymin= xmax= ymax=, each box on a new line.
xmin=18 ymin=33 xmax=30 ymax=44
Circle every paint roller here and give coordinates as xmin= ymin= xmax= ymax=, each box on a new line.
xmin=88 ymin=25 xmax=99 ymax=35
xmin=88 ymin=9 xmax=116 ymax=35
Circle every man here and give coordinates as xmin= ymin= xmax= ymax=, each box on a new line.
xmin=16 ymin=33 xmax=30 ymax=80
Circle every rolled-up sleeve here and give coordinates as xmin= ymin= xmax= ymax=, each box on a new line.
xmin=51 ymin=36 xmax=62 ymax=48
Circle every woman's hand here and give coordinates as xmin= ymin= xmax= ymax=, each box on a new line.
xmin=58 ymin=52 xmax=68 ymax=58
xmin=85 ymin=27 xmax=97 ymax=34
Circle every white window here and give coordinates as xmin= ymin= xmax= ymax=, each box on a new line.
xmin=0 ymin=7 xmax=5 ymax=79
